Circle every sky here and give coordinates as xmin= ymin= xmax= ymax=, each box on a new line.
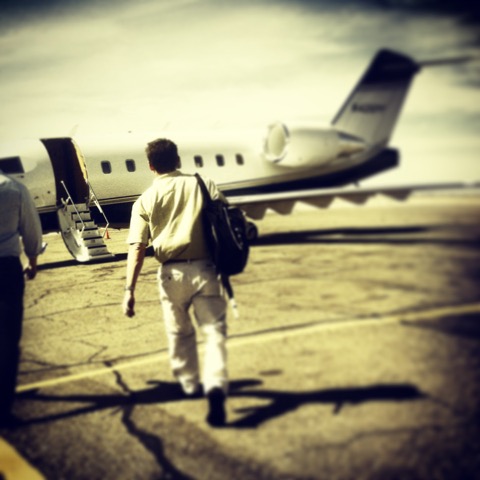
xmin=0 ymin=0 xmax=479 ymax=185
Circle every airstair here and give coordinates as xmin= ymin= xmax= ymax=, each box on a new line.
xmin=57 ymin=181 xmax=114 ymax=262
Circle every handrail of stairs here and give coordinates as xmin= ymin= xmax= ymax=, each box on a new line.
xmin=87 ymin=180 xmax=110 ymax=238
xmin=60 ymin=180 xmax=86 ymax=234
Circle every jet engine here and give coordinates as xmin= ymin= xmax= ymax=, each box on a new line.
xmin=263 ymin=122 xmax=366 ymax=168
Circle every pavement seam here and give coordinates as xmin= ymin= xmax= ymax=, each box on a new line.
xmin=17 ymin=301 xmax=480 ymax=393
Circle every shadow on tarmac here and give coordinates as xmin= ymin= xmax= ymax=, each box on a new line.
xmin=228 ymin=383 xmax=425 ymax=429
xmin=37 ymin=247 xmax=157 ymax=270
xmin=403 ymin=312 xmax=480 ymax=340
xmin=252 ymin=225 xmax=479 ymax=246
xmin=37 ymin=253 xmax=129 ymax=271
xmin=9 ymin=379 xmax=425 ymax=476
xmin=37 ymin=225 xmax=479 ymax=270
xmin=17 ymin=379 xmax=424 ymax=430
xmin=16 ymin=379 xmax=260 ymax=426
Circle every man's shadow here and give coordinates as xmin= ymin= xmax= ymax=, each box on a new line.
xmin=229 ymin=383 xmax=425 ymax=428
xmin=12 ymin=379 xmax=425 ymax=480
xmin=19 ymin=379 xmax=425 ymax=429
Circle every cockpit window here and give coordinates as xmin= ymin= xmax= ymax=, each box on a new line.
xmin=0 ymin=156 xmax=24 ymax=174
xmin=101 ymin=161 xmax=112 ymax=174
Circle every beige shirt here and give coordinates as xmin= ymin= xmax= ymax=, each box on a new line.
xmin=127 ymin=171 xmax=223 ymax=263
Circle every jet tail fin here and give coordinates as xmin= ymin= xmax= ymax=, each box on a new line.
xmin=332 ymin=49 xmax=420 ymax=149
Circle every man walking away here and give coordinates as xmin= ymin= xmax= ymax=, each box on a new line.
xmin=0 ymin=169 xmax=43 ymax=427
xmin=122 ymin=138 xmax=228 ymax=427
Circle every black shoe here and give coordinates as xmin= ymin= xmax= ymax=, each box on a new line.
xmin=206 ymin=388 xmax=226 ymax=427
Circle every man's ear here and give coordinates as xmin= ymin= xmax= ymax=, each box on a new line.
xmin=148 ymin=162 xmax=155 ymax=172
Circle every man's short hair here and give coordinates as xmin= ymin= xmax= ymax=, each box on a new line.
xmin=146 ymin=138 xmax=179 ymax=173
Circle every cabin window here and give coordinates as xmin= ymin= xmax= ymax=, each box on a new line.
xmin=0 ymin=156 xmax=24 ymax=174
xmin=215 ymin=154 xmax=225 ymax=167
xmin=194 ymin=155 xmax=203 ymax=168
xmin=101 ymin=161 xmax=112 ymax=174
xmin=235 ymin=154 xmax=245 ymax=165
xmin=125 ymin=159 xmax=136 ymax=172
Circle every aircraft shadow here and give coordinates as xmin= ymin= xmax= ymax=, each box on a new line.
xmin=37 ymin=225 xmax=476 ymax=269
xmin=403 ymin=312 xmax=480 ymax=340
xmin=37 ymin=253 xmax=129 ymax=271
xmin=251 ymin=225 xmax=474 ymax=246
xmin=16 ymin=379 xmax=424 ymax=430
xmin=38 ymin=258 xmax=82 ymax=270
xmin=37 ymin=248 xmax=157 ymax=270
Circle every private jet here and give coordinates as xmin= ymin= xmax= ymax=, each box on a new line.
xmin=0 ymin=49 xmax=470 ymax=262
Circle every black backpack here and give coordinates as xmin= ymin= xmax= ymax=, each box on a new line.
xmin=195 ymin=174 xmax=249 ymax=276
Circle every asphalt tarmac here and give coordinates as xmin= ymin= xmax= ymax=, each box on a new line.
xmin=1 ymin=193 xmax=480 ymax=480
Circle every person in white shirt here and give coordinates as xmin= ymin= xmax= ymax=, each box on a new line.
xmin=122 ymin=138 xmax=228 ymax=427
xmin=0 ymin=169 xmax=43 ymax=427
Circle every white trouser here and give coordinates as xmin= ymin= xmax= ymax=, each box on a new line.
xmin=157 ymin=259 xmax=228 ymax=395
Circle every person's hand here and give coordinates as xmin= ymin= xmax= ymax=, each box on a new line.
xmin=123 ymin=290 xmax=135 ymax=317
xmin=24 ymin=263 xmax=37 ymax=280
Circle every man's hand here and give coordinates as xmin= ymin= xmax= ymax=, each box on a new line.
xmin=123 ymin=242 xmax=146 ymax=317
xmin=123 ymin=291 xmax=135 ymax=317
xmin=24 ymin=258 xmax=37 ymax=280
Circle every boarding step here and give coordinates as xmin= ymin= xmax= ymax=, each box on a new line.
xmin=71 ymin=211 xmax=92 ymax=222
xmin=64 ymin=203 xmax=89 ymax=213
xmin=83 ymin=237 xmax=109 ymax=248
xmin=83 ymin=225 xmax=98 ymax=231
xmin=81 ymin=228 xmax=103 ymax=240
xmin=57 ymin=202 xmax=114 ymax=263
xmin=87 ymin=245 xmax=112 ymax=258
xmin=76 ymin=220 xmax=96 ymax=230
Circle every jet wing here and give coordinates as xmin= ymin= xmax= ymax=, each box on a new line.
xmin=226 ymin=182 xmax=473 ymax=220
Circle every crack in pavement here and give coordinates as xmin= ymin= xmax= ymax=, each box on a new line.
xmin=77 ymin=341 xmax=109 ymax=364
xmin=12 ymin=379 xmax=298 ymax=480
xmin=106 ymin=363 xmax=194 ymax=480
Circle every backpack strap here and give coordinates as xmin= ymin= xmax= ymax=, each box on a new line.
xmin=222 ymin=274 xmax=239 ymax=319
xmin=195 ymin=174 xmax=239 ymax=318
xmin=194 ymin=173 xmax=212 ymax=204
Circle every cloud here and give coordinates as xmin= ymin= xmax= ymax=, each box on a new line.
xmin=0 ymin=1 xmax=478 ymax=141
